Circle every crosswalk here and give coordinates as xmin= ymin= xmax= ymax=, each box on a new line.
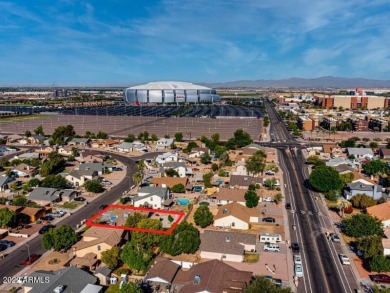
xmin=290 ymin=209 xmax=323 ymax=216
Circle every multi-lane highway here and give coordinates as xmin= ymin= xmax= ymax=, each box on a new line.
xmin=0 ymin=152 xmax=156 ymax=283
xmin=265 ymin=99 xmax=359 ymax=293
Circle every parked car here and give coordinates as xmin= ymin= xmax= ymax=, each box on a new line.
xmin=263 ymin=197 xmax=274 ymax=202
xmin=263 ymin=244 xmax=280 ymax=252
xmin=99 ymin=204 xmax=109 ymax=210
xmin=114 ymin=167 xmax=123 ymax=171
xmin=41 ymin=215 xmax=54 ymax=222
xmin=370 ymin=274 xmax=390 ymax=284
xmin=49 ymin=211 xmax=65 ymax=218
xmin=101 ymin=180 xmax=112 ymax=186
xmin=293 ymin=254 xmax=302 ymax=265
xmin=291 ymin=243 xmax=300 ymax=253
xmin=273 ymin=278 xmax=282 ymax=287
xmin=39 ymin=225 xmax=55 ymax=234
xmin=330 ymin=233 xmax=340 ymax=243
xmin=339 ymin=254 xmax=350 ymax=265
xmin=265 ymin=171 xmax=275 ymax=175
xmin=285 ymin=203 xmax=291 ymax=209
xmin=23 ymin=254 xmax=40 ymax=265
xmin=0 ymin=244 xmax=8 ymax=252
xmin=74 ymin=197 xmax=86 ymax=202
xmin=262 ymin=217 xmax=276 ymax=223
xmin=0 ymin=240 xmax=15 ymax=247
xmin=295 ymin=264 xmax=304 ymax=277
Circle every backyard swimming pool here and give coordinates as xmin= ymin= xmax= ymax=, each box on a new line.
xmin=176 ymin=198 xmax=190 ymax=206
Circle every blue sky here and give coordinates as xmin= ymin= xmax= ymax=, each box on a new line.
xmin=1 ymin=0 xmax=390 ymax=86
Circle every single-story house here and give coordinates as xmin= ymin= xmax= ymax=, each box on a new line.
xmin=347 ymin=147 xmax=374 ymax=160
xmin=0 ymin=175 xmax=13 ymax=191
xmin=28 ymin=187 xmax=78 ymax=206
xmin=229 ymin=175 xmax=262 ymax=189
xmin=65 ymin=170 xmax=99 ymax=187
xmin=69 ymin=138 xmax=91 ymax=147
xmin=323 ymin=144 xmax=343 ymax=157
xmin=326 ymin=157 xmax=350 ymax=167
xmin=11 ymin=163 xmax=37 ymax=178
xmin=212 ymin=188 xmax=261 ymax=206
xmin=73 ymin=226 xmax=125 ymax=259
xmin=77 ymin=150 xmax=105 ymax=163
xmin=332 ymin=164 xmax=354 ymax=174
xmin=13 ymin=152 xmax=40 ymax=160
xmin=366 ymin=201 xmax=390 ymax=227
xmin=382 ymin=228 xmax=390 ymax=256
xmin=155 ymin=152 xmax=179 ymax=165
xmin=22 ymin=267 xmax=99 ymax=293
xmin=115 ymin=142 xmax=134 ymax=153
xmin=0 ymin=146 xmax=16 ymax=156
xmin=132 ymin=186 xmax=171 ymax=209
xmin=156 ymin=138 xmax=174 ymax=149
xmin=200 ymin=230 xmax=257 ymax=262
xmin=0 ymin=204 xmax=46 ymax=222
xmin=144 ymin=258 xmax=181 ymax=288
xmin=213 ymin=202 xmax=259 ymax=230
xmin=78 ymin=163 xmax=114 ymax=175
xmin=344 ymin=181 xmax=384 ymax=200
xmin=35 ymin=146 xmax=57 ymax=156
xmin=7 ymin=134 xmax=23 ymax=142
xmin=188 ymin=147 xmax=210 ymax=159
xmin=150 ymin=177 xmax=188 ymax=189
xmin=172 ymin=259 xmax=252 ymax=293
xmin=58 ymin=146 xmax=73 ymax=156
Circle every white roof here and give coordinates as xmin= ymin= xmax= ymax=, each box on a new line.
xmin=128 ymin=81 xmax=211 ymax=91
xmin=347 ymin=148 xmax=374 ymax=156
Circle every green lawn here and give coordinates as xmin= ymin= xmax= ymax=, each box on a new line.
xmin=0 ymin=114 xmax=49 ymax=122
xmin=244 ymin=253 xmax=259 ymax=263
xmin=105 ymin=283 xmax=120 ymax=293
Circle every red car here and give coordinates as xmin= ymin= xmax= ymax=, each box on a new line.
xmin=23 ymin=254 xmax=40 ymax=265
xmin=370 ymin=274 xmax=390 ymax=284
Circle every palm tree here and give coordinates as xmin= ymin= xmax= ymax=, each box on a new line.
xmin=136 ymin=160 xmax=146 ymax=176
xmin=337 ymin=199 xmax=352 ymax=219
xmin=132 ymin=172 xmax=143 ymax=186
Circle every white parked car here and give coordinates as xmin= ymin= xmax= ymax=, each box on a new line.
xmin=293 ymin=254 xmax=302 ymax=265
xmin=263 ymin=244 xmax=280 ymax=252
xmin=295 ymin=264 xmax=303 ymax=277
xmin=339 ymin=254 xmax=350 ymax=265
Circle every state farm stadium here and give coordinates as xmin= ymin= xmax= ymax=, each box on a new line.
xmin=123 ymin=81 xmax=221 ymax=104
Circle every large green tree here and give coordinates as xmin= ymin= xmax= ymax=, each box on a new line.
xmin=245 ymin=190 xmax=259 ymax=208
xmin=356 ymin=236 xmax=384 ymax=260
xmin=40 ymin=153 xmax=66 ymax=176
xmin=101 ymin=246 xmax=121 ymax=269
xmin=202 ymin=172 xmax=213 ymax=188
xmin=369 ymin=255 xmax=390 ymax=273
xmin=125 ymin=212 xmax=147 ymax=228
xmin=41 ymin=174 xmax=69 ymax=189
xmin=363 ymin=160 xmax=388 ymax=176
xmin=233 ymin=129 xmax=253 ymax=148
xmin=119 ymin=282 xmax=144 ymax=293
xmin=309 ymin=166 xmax=343 ymax=192
xmin=42 ymin=225 xmax=78 ymax=251
xmin=244 ymin=276 xmax=292 ymax=293
xmin=120 ymin=242 xmax=152 ymax=272
xmin=84 ymin=180 xmax=104 ymax=193
xmin=339 ymin=172 xmax=354 ymax=185
xmin=306 ymin=155 xmax=325 ymax=168
xmin=52 ymin=125 xmax=75 ymax=144
xmin=200 ymin=153 xmax=212 ymax=164
xmin=132 ymin=218 xmax=163 ymax=247
xmin=171 ymin=183 xmax=185 ymax=193
xmin=161 ymin=222 xmax=200 ymax=256
xmin=342 ymin=213 xmax=383 ymax=238
xmin=174 ymin=132 xmax=183 ymax=142
xmin=193 ymin=206 xmax=213 ymax=228
xmin=0 ymin=208 xmax=16 ymax=228
xmin=245 ymin=151 xmax=266 ymax=176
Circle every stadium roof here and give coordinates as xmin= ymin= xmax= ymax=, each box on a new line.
xmin=128 ymin=81 xmax=211 ymax=90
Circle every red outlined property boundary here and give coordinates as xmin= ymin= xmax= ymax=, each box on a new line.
xmin=85 ymin=204 xmax=186 ymax=235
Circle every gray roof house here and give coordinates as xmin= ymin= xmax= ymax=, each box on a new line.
xmin=0 ymin=175 xmax=12 ymax=192
xmin=28 ymin=187 xmax=78 ymax=206
xmin=116 ymin=142 xmax=135 ymax=152
xmin=78 ymin=163 xmax=114 ymax=175
xmin=69 ymin=138 xmax=91 ymax=145
xmin=229 ymin=175 xmax=262 ymax=188
xmin=200 ymin=230 xmax=257 ymax=262
xmin=344 ymin=181 xmax=385 ymax=200
xmin=132 ymin=186 xmax=171 ymax=209
xmin=22 ymin=267 xmax=99 ymax=293
xmin=156 ymin=138 xmax=174 ymax=149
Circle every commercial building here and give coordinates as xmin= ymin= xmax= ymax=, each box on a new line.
xmin=123 ymin=81 xmax=221 ymax=104
xmin=297 ymin=116 xmax=314 ymax=131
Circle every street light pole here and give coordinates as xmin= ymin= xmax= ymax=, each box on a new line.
xmin=24 ymin=244 xmax=31 ymax=267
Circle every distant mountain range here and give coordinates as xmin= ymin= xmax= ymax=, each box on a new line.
xmin=205 ymin=76 xmax=390 ymax=89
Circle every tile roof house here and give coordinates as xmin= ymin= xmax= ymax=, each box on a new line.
xmin=229 ymin=175 xmax=262 ymax=189
xmin=156 ymin=138 xmax=174 ymax=149
xmin=347 ymin=147 xmax=374 ymax=160
xmin=323 ymin=144 xmax=343 ymax=157
xmin=213 ymin=202 xmax=259 ymax=230
xmin=77 ymin=150 xmax=105 ymax=163
xmin=344 ymin=181 xmax=385 ymax=200
xmin=34 ymin=146 xmax=57 ymax=156
xmin=144 ymin=258 xmax=181 ymax=286
xmin=212 ymin=188 xmax=261 ymax=206
xmin=351 ymin=171 xmax=376 ymax=185
xmin=72 ymin=226 xmax=125 ymax=259
xmin=11 ymin=163 xmax=37 ymax=178
xmin=379 ymin=148 xmax=390 ymax=159
xmin=366 ymin=201 xmax=390 ymax=227
xmin=326 ymin=157 xmax=349 ymax=167
xmin=28 ymin=187 xmax=78 ymax=206
xmin=22 ymin=267 xmax=99 ymax=293
xmin=332 ymin=164 xmax=354 ymax=174
xmin=58 ymin=146 xmax=73 ymax=156
xmin=150 ymin=177 xmax=188 ymax=189
xmin=172 ymin=259 xmax=252 ymax=293
xmin=14 ymin=152 xmax=40 ymax=160
xmin=200 ymin=230 xmax=257 ymax=262
xmin=132 ymin=186 xmax=171 ymax=209
xmin=0 ymin=204 xmax=46 ymax=222
xmin=65 ymin=170 xmax=99 ymax=187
